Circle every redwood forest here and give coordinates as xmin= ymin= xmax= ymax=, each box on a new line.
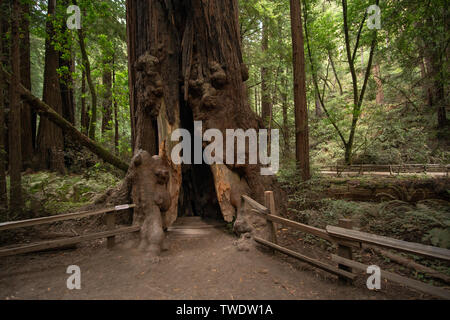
xmin=0 ymin=0 xmax=449 ymax=303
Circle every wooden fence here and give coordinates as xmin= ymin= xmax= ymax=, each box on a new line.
xmin=320 ymin=164 xmax=450 ymax=176
xmin=0 ymin=204 xmax=138 ymax=258
xmin=244 ymin=192 xmax=450 ymax=300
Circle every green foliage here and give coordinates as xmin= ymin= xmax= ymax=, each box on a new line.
xmin=28 ymin=0 xmax=131 ymax=158
xmin=240 ymin=0 xmax=448 ymax=166
xmin=18 ymin=168 xmax=120 ymax=219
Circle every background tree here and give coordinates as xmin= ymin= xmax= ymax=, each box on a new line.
xmin=9 ymin=0 xmax=23 ymax=214
xmin=36 ymin=0 xmax=65 ymax=173
xmin=0 ymin=0 xmax=8 ymax=210
xmin=290 ymin=0 xmax=310 ymax=180
xmin=20 ymin=0 xmax=34 ymax=168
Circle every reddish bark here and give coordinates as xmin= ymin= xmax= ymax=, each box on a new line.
xmin=36 ymin=0 xmax=65 ymax=174
xmin=289 ymin=0 xmax=311 ymax=180
xmin=126 ymin=0 xmax=285 ymax=229
xmin=19 ymin=1 xmax=34 ymax=168
xmin=9 ymin=0 xmax=22 ymax=213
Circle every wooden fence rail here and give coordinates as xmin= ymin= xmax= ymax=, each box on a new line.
xmin=332 ymin=255 xmax=450 ymax=300
xmin=327 ymin=226 xmax=450 ymax=261
xmin=0 ymin=204 xmax=138 ymax=257
xmin=244 ymin=193 xmax=450 ymax=299
xmin=320 ymin=164 xmax=450 ymax=176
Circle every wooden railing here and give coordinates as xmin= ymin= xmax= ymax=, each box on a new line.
xmin=320 ymin=164 xmax=450 ymax=176
xmin=244 ymin=192 xmax=450 ymax=300
xmin=0 ymin=204 xmax=138 ymax=258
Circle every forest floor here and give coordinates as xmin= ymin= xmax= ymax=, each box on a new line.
xmin=0 ymin=171 xmax=448 ymax=300
xmin=0 ymin=221 xmax=432 ymax=300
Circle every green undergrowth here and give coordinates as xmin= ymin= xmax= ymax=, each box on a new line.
xmin=280 ymin=166 xmax=450 ymax=280
xmin=279 ymin=165 xmax=450 ymax=249
xmin=309 ymin=102 xmax=450 ymax=166
xmin=3 ymin=166 xmax=122 ymax=222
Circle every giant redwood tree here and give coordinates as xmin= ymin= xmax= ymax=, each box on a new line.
xmin=126 ymin=0 xmax=285 ymax=229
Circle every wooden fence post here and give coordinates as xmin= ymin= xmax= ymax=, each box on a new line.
xmin=264 ymin=191 xmax=278 ymax=244
xmin=337 ymin=219 xmax=353 ymax=284
xmin=106 ymin=214 xmax=116 ymax=249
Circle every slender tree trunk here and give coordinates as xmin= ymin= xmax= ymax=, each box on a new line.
xmin=281 ymin=73 xmax=290 ymax=157
xmin=420 ymin=56 xmax=433 ymax=108
xmin=254 ymin=86 xmax=259 ymax=116
xmin=60 ymin=1 xmax=75 ymax=127
xmin=289 ymin=0 xmax=310 ymax=181
xmin=373 ymin=63 xmax=384 ymax=105
xmin=328 ymin=50 xmax=343 ymax=96
xmin=113 ymin=62 xmax=119 ymax=153
xmin=315 ymin=91 xmax=323 ymax=117
xmin=36 ymin=0 xmax=65 ymax=174
xmin=9 ymin=0 xmax=22 ymax=214
xmin=80 ymin=69 xmax=90 ymax=135
xmin=74 ymin=1 xmax=97 ymax=140
xmin=261 ymin=18 xmax=272 ymax=127
xmin=102 ymin=60 xmax=113 ymax=136
xmin=60 ymin=50 xmax=75 ymax=125
xmin=79 ymin=29 xmax=97 ymax=140
xmin=19 ymin=1 xmax=34 ymax=169
xmin=342 ymin=0 xmax=378 ymax=164
xmin=434 ymin=68 xmax=447 ymax=128
xmin=423 ymin=15 xmax=448 ymax=129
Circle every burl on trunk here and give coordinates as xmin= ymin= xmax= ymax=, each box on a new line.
xmin=129 ymin=150 xmax=171 ymax=257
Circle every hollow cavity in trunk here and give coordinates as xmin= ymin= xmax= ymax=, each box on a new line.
xmin=177 ymin=101 xmax=222 ymax=221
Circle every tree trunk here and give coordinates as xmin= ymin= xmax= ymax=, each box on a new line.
xmin=113 ymin=63 xmax=119 ymax=153
xmin=126 ymin=0 xmax=285 ymax=235
xmin=261 ymin=18 xmax=272 ymax=127
xmin=422 ymin=15 xmax=448 ymax=129
xmin=60 ymin=49 xmax=75 ymax=126
xmin=36 ymin=0 xmax=65 ymax=174
xmin=9 ymin=0 xmax=22 ymax=214
xmin=373 ymin=63 xmax=384 ymax=105
xmin=60 ymin=0 xmax=75 ymax=127
xmin=19 ymin=1 xmax=34 ymax=169
xmin=0 ymin=68 xmax=130 ymax=173
xmin=74 ymin=1 xmax=97 ymax=141
xmin=342 ymin=0 xmax=378 ymax=164
xmin=0 ymin=0 xmax=7 ymax=210
xmin=281 ymin=72 xmax=290 ymax=157
xmin=328 ymin=50 xmax=343 ymax=96
xmin=289 ymin=0 xmax=311 ymax=181
xmin=80 ymin=69 xmax=89 ymax=135
xmin=102 ymin=60 xmax=113 ymax=135
xmin=315 ymin=92 xmax=323 ymax=118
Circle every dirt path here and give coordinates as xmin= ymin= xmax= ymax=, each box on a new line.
xmin=0 ymin=224 xmax=421 ymax=300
